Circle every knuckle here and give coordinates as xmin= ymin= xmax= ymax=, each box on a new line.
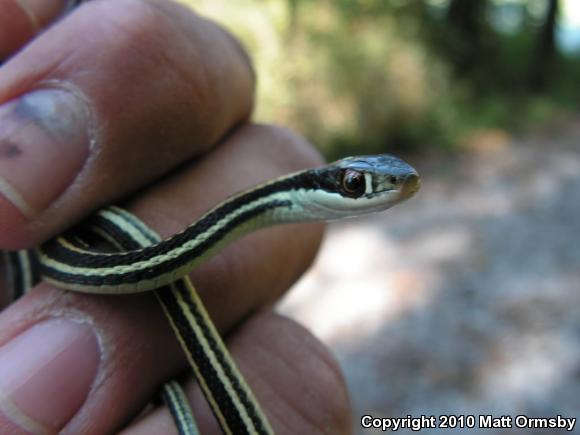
xmin=250 ymin=124 xmax=325 ymax=169
xmin=79 ymin=0 xmax=251 ymax=141
xmin=91 ymin=0 xmax=177 ymax=59
xmin=297 ymin=329 xmax=353 ymax=434
xmin=248 ymin=314 xmax=352 ymax=434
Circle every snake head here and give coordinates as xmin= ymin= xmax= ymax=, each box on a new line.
xmin=295 ymin=154 xmax=420 ymax=220
xmin=336 ymin=154 xmax=420 ymax=200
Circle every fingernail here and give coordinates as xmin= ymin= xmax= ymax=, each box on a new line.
xmin=0 ymin=319 xmax=100 ymax=433
xmin=0 ymin=88 xmax=92 ymax=218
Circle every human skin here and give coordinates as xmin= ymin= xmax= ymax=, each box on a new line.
xmin=0 ymin=1 xmax=353 ymax=434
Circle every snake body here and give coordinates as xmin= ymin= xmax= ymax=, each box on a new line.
xmin=6 ymin=154 xmax=420 ymax=434
xmin=38 ymin=155 xmax=420 ymax=293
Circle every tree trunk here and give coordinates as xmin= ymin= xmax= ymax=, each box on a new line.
xmin=530 ymin=0 xmax=559 ymax=91
xmin=444 ymin=0 xmax=495 ymax=86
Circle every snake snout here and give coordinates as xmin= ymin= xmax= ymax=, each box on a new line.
xmin=401 ymin=172 xmax=421 ymax=199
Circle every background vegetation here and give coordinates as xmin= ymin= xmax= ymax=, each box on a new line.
xmin=181 ymin=0 xmax=580 ymax=159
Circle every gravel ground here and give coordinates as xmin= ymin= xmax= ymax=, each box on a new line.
xmin=279 ymin=122 xmax=580 ymax=434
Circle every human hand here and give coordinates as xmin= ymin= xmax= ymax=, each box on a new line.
xmin=0 ymin=1 xmax=352 ymax=433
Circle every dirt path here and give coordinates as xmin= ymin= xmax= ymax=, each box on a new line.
xmin=279 ymin=122 xmax=580 ymax=434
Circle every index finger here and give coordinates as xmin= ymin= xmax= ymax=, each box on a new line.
xmin=0 ymin=0 xmax=254 ymax=248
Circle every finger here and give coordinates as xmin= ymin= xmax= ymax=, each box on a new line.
xmin=0 ymin=0 xmax=75 ymax=60
xmin=126 ymin=124 xmax=325 ymax=330
xmin=0 ymin=0 xmax=254 ymax=249
xmin=123 ymin=313 xmax=353 ymax=435
xmin=0 ymin=124 xmax=325 ymax=434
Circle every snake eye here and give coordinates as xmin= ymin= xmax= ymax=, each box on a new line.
xmin=389 ymin=175 xmax=397 ymax=185
xmin=341 ymin=169 xmax=366 ymax=197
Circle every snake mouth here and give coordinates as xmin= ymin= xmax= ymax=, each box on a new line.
xmin=400 ymin=173 xmax=421 ymax=200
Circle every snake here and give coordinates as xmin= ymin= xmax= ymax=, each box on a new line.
xmin=4 ymin=154 xmax=420 ymax=434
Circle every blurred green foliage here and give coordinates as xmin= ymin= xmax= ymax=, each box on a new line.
xmin=181 ymin=0 xmax=580 ymax=158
